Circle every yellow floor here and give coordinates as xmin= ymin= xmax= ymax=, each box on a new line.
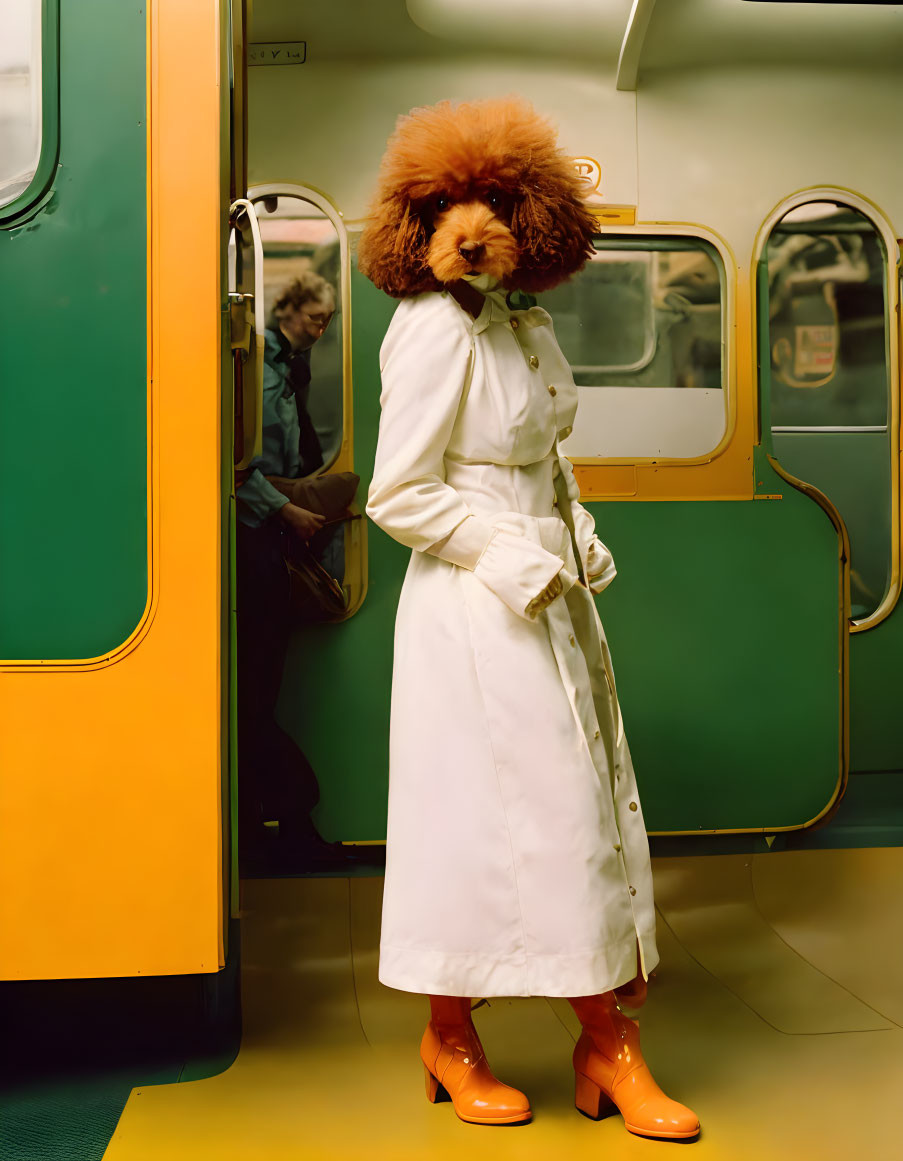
xmin=104 ymin=849 xmax=903 ymax=1160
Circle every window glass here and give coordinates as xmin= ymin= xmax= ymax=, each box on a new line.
xmin=765 ymin=202 xmax=892 ymax=619
xmin=255 ymin=195 xmax=343 ymax=467
xmin=543 ymin=238 xmax=725 ymax=459
xmin=552 ymin=252 xmax=655 ymax=373
xmin=766 ymin=203 xmax=887 ymax=428
xmin=0 ymin=2 xmax=42 ymax=210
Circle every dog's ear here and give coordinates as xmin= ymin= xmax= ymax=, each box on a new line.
xmin=508 ymin=183 xmax=598 ymax=294
xmin=358 ymin=193 xmax=442 ymax=298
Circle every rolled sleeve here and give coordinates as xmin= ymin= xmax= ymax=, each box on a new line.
xmin=473 ymin=528 xmax=574 ymax=620
xmin=237 ymin=469 xmax=289 ymax=527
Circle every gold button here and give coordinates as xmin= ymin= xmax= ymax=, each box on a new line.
xmin=613 ymin=843 xmax=621 ymax=852
xmin=593 ymin=729 xmax=600 ymax=739
xmin=560 ymin=425 xmax=573 ymax=438
xmin=547 ymin=384 xmax=557 ymax=397
xmin=529 ymin=354 xmax=539 ymax=369
xmin=568 ymin=634 xmax=576 ymax=647
xmin=629 ymin=886 xmax=637 ymax=896
xmin=629 ymin=802 xmax=638 ymax=812
xmin=510 ymin=318 xmax=519 ymax=330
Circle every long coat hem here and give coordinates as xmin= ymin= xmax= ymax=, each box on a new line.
xmin=379 ymin=928 xmax=659 ymax=999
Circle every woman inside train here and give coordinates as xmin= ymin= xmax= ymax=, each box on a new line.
xmin=235 ymin=269 xmax=343 ymax=870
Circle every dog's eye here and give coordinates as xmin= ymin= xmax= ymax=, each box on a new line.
xmin=487 ymin=192 xmax=500 ymax=209
xmin=436 ymin=195 xmax=449 ymax=212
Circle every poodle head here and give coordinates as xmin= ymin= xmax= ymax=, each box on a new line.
xmin=358 ymin=97 xmax=598 ymax=298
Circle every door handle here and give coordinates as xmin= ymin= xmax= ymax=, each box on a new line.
xmin=229 ymin=198 xmax=264 ymax=468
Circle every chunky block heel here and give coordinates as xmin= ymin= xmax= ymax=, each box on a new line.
xmin=575 ymin=1072 xmax=614 ymax=1120
xmin=424 ymin=1064 xmax=450 ymax=1104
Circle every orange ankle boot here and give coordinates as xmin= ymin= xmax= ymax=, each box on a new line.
xmin=570 ymin=993 xmax=699 ymax=1141
xmin=421 ymin=997 xmax=532 ymax=1126
xmin=613 ymin=945 xmax=648 ymax=1009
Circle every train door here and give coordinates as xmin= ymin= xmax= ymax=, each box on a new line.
xmin=758 ymin=194 xmax=903 ymax=788
xmin=0 ymin=0 xmax=227 ymax=980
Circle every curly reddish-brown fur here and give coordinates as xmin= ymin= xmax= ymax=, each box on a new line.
xmin=358 ymin=97 xmax=598 ymax=298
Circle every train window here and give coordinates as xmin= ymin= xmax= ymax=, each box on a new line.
xmin=250 ymin=188 xmax=365 ymax=619
xmin=255 ymin=195 xmax=344 ymax=468
xmin=542 ymin=237 xmax=725 ymax=460
xmin=0 ymin=1 xmax=42 ymax=210
xmin=763 ymin=201 xmax=895 ymax=622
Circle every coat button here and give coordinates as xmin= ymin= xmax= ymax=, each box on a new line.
xmin=629 ymin=886 xmax=637 ymax=896
xmin=560 ymin=425 xmax=573 ymax=438
xmin=510 ymin=318 xmax=520 ymax=330
xmin=629 ymin=802 xmax=638 ymax=812
xmin=613 ymin=843 xmax=621 ymax=852
xmin=547 ymin=384 xmax=557 ymax=396
xmin=593 ymin=729 xmax=601 ymax=739
xmin=568 ymin=634 xmax=576 ymax=647
xmin=529 ymin=354 xmax=539 ymax=368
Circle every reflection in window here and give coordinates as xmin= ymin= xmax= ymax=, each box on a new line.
xmin=543 ymin=239 xmax=725 ymax=459
xmin=765 ymin=202 xmax=892 ymax=619
xmin=767 ymin=203 xmax=886 ymax=427
xmin=255 ymin=196 xmax=343 ymax=468
xmin=0 ymin=1 xmax=42 ymax=210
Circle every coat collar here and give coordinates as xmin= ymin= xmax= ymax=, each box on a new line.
xmin=472 ymin=291 xmax=552 ymax=336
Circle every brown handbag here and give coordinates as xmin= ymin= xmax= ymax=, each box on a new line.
xmin=265 ymin=470 xmax=359 ymax=520
xmin=281 ymin=537 xmax=349 ymax=623
xmin=265 ymin=471 xmax=361 ymax=622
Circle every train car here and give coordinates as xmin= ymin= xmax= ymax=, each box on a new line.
xmin=1 ymin=1 xmax=901 ymax=1158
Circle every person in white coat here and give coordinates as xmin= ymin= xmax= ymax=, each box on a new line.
xmin=359 ymin=96 xmax=699 ymax=1140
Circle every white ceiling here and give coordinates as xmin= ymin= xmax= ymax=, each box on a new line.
xmin=249 ymin=0 xmax=631 ymax=65
xmin=642 ymin=0 xmax=903 ymax=72
xmin=249 ymin=0 xmax=903 ymax=72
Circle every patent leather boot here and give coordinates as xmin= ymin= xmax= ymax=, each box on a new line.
xmin=570 ymin=993 xmax=699 ymax=1140
xmin=421 ymin=997 xmax=532 ymax=1125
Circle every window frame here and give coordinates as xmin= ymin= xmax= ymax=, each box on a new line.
xmin=559 ymin=232 xmax=728 ymax=461
xmin=753 ymin=187 xmax=901 ymax=633
xmin=566 ymin=223 xmax=742 ymax=502
xmin=0 ymin=0 xmax=60 ymax=228
xmin=248 ymin=182 xmax=353 ymax=471
xmin=246 ymin=181 xmax=367 ymax=619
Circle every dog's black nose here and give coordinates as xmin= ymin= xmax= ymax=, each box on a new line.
xmin=459 ymin=244 xmax=482 ymax=262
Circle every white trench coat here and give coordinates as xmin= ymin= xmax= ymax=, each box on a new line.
xmin=367 ymin=286 xmax=659 ymax=998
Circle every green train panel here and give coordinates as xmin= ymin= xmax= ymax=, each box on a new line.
xmin=0 ymin=0 xmax=147 ymax=661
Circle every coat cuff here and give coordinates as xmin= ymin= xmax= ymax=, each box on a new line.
xmin=585 ymin=536 xmax=617 ymax=594
xmin=473 ymin=528 xmax=574 ymax=620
